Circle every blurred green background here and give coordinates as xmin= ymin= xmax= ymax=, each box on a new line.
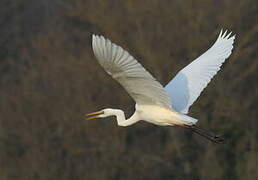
xmin=0 ymin=0 xmax=257 ymax=179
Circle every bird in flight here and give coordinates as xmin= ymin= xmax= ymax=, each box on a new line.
xmin=86 ymin=30 xmax=235 ymax=143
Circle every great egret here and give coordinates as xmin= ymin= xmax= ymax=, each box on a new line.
xmin=86 ymin=30 xmax=235 ymax=143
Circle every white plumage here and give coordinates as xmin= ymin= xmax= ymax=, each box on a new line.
xmin=92 ymin=35 xmax=172 ymax=109
xmin=165 ymin=30 xmax=235 ymax=114
xmin=87 ymin=30 xmax=235 ymax=143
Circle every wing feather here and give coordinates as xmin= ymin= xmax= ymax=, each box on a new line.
xmin=92 ymin=35 xmax=172 ymax=109
xmin=165 ymin=30 xmax=235 ymax=114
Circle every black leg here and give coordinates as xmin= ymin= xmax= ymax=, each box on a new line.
xmin=183 ymin=125 xmax=225 ymax=144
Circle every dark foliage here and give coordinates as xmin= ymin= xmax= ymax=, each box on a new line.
xmin=0 ymin=0 xmax=257 ymax=179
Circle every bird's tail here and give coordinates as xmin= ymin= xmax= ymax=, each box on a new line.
xmin=177 ymin=114 xmax=198 ymax=125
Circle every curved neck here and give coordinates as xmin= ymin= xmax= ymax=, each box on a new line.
xmin=110 ymin=109 xmax=139 ymax=127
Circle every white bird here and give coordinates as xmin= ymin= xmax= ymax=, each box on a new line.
xmin=86 ymin=30 xmax=235 ymax=143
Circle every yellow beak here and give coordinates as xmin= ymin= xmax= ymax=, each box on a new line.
xmin=85 ymin=111 xmax=104 ymax=120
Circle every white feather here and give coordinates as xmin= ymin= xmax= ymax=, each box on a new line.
xmin=165 ymin=30 xmax=235 ymax=114
xmin=92 ymin=35 xmax=172 ymax=109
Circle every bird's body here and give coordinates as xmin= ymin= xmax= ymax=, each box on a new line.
xmin=135 ymin=104 xmax=196 ymax=126
xmin=86 ymin=30 xmax=235 ymax=143
xmin=136 ymin=105 xmax=180 ymax=126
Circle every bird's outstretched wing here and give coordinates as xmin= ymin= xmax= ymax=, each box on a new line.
xmin=92 ymin=35 xmax=172 ymax=109
xmin=165 ymin=30 xmax=235 ymax=114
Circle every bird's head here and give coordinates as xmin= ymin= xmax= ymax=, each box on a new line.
xmin=85 ymin=108 xmax=115 ymax=120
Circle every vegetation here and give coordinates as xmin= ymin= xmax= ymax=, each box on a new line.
xmin=0 ymin=0 xmax=257 ymax=179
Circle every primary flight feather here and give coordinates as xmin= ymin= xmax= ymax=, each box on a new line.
xmin=87 ymin=30 xmax=235 ymax=143
xmin=166 ymin=30 xmax=235 ymax=114
xmin=92 ymin=35 xmax=172 ymax=109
